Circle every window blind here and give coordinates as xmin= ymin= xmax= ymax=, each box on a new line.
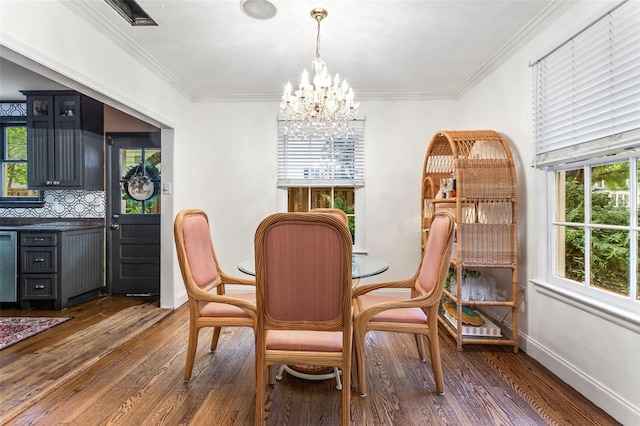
xmin=277 ymin=120 xmax=365 ymax=187
xmin=533 ymin=0 xmax=640 ymax=168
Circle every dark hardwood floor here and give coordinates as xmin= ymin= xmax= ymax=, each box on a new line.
xmin=0 ymin=296 xmax=619 ymax=425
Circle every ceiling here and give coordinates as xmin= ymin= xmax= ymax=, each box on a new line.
xmin=1 ymin=0 xmax=571 ymax=102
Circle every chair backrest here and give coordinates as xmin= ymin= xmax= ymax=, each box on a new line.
xmin=310 ymin=208 xmax=349 ymax=227
xmin=174 ymin=209 xmax=221 ymax=294
xmin=416 ymin=211 xmax=455 ymax=295
xmin=254 ymin=212 xmax=353 ymax=329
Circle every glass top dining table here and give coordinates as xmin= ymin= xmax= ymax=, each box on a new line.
xmin=237 ymin=253 xmax=389 ymax=279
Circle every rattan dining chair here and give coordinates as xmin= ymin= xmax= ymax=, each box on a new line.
xmin=310 ymin=207 xmax=349 ymax=226
xmin=352 ymin=210 xmax=454 ymax=397
xmin=173 ymin=209 xmax=257 ymax=382
xmin=254 ymin=212 xmax=353 ymax=426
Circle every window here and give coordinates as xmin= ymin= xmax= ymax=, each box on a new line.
xmin=277 ymin=120 xmax=365 ymax=249
xmin=533 ymin=0 xmax=640 ymax=308
xmin=554 ymin=155 xmax=638 ymax=302
xmin=0 ymin=103 xmax=42 ymax=207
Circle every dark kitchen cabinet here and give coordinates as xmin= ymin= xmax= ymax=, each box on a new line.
xmin=22 ymin=90 xmax=104 ymax=190
xmin=20 ymin=228 xmax=104 ymax=310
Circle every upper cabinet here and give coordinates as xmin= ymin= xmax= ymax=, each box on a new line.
xmin=22 ymin=90 xmax=104 ymax=190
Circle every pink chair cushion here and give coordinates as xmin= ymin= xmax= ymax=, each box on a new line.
xmin=263 ymin=222 xmax=345 ymax=323
xmin=266 ymin=330 xmax=343 ymax=352
xmin=418 ymin=214 xmax=450 ymax=293
xmin=200 ymin=292 xmax=256 ymax=318
xmin=356 ymin=294 xmax=428 ymax=324
xmin=182 ymin=214 xmax=220 ymax=288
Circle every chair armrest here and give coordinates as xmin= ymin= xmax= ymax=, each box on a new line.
xmin=190 ymin=285 xmax=257 ymax=314
xmin=219 ymin=270 xmax=256 ymax=286
xmin=352 ymin=275 xmax=416 ymax=298
xmin=354 ymin=292 xmax=436 ymax=326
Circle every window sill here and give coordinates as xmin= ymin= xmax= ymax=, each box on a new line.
xmin=530 ymin=278 xmax=640 ymax=333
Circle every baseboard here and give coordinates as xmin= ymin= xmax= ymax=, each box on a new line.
xmin=522 ymin=335 xmax=640 ymax=425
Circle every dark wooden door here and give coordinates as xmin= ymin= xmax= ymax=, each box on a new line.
xmin=107 ymin=132 xmax=161 ymax=295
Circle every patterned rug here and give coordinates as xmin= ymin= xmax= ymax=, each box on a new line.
xmin=0 ymin=317 xmax=72 ymax=350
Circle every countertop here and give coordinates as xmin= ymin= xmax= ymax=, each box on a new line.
xmin=0 ymin=219 xmax=105 ymax=232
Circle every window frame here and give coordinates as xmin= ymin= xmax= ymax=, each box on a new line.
xmin=0 ymin=116 xmax=43 ymax=208
xmin=542 ymin=151 xmax=639 ymax=316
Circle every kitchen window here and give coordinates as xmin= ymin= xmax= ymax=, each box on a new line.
xmin=0 ymin=106 xmax=42 ymax=207
xmin=277 ymin=119 xmax=365 ymax=250
xmin=532 ymin=0 xmax=640 ymax=311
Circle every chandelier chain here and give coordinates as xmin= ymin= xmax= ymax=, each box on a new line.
xmin=315 ymin=16 xmax=321 ymax=59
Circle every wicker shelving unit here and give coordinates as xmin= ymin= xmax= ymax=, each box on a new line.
xmin=421 ymin=130 xmax=518 ymax=352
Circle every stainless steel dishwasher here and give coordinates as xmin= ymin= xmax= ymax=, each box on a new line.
xmin=0 ymin=231 xmax=18 ymax=302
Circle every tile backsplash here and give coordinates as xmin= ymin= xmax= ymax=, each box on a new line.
xmin=0 ymin=190 xmax=106 ymax=218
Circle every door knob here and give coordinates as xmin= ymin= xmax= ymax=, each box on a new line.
xmin=110 ymin=224 xmax=120 ymax=230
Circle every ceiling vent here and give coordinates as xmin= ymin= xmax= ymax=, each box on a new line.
xmin=104 ymin=0 xmax=158 ymax=26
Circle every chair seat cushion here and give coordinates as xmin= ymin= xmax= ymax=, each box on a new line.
xmin=356 ymin=294 xmax=428 ymax=324
xmin=266 ymin=330 xmax=343 ymax=352
xmin=200 ymin=292 xmax=256 ymax=318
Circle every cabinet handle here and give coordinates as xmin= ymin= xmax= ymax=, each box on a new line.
xmin=34 ymin=258 xmax=45 ymax=262
xmin=33 ymin=237 xmax=45 ymax=242
xmin=54 ymin=180 xmax=60 ymax=186
xmin=46 ymin=180 xmax=53 ymax=186
xmin=34 ymin=285 xmax=45 ymax=289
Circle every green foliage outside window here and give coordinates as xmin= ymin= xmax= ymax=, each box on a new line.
xmin=5 ymin=126 xmax=28 ymax=190
xmin=562 ymin=164 xmax=631 ymax=296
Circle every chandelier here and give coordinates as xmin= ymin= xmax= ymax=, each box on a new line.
xmin=280 ymin=8 xmax=359 ymax=129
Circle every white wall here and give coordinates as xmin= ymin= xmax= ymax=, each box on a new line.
xmin=2 ymin=0 xmax=638 ymax=423
xmin=455 ymin=1 xmax=640 ymax=424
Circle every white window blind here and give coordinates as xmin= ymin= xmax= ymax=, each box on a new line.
xmin=277 ymin=120 xmax=365 ymax=187
xmin=533 ymin=0 xmax=640 ymax=168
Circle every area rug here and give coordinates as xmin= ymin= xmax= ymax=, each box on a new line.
xmin=0 ymin=317 xmax=72 ymax=350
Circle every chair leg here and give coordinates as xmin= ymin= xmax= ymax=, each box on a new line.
xmin=268 ymin=365 xmax=276 ymax=386
xmin=184 ymin=324 xmax=199 ymax=382
xmin=255 ymin=364 xmax=266 ymax=425
xmin=341 ymin=359 xmax=351 ymax=426
xmin=427 ymin=311 xmax=445 ymax=395
xmin=210 ymin=326 xmax=221 ymax=351
xmin=415 ymin=333 xmax=426 ymax=362
xmin=354 ymin=327 xmax=367 ymax=397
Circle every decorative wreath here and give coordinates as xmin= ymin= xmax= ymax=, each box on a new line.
xmin=123 ymin=163 xmax=160 ymax=202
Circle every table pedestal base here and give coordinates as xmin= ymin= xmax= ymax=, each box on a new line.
xmin=276 ymin=365 xmax=342 ymax=390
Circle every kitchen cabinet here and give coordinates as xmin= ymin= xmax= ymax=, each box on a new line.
xmin=421 ymin=130 xmax=519 ymax=352
xmin=20 ymin=228 xmax=104 ymax=310
xmin=22 ymin=90 xmax=104 ymax=190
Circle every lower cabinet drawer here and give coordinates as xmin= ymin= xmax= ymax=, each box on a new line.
xmin=21 ymin=275 xmax=57 ymax=299
xmin=21 ymin=247 xmax=56 ymax=273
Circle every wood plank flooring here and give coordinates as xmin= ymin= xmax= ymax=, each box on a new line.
xmin=0 ymin=296 xmax=619 ymax=425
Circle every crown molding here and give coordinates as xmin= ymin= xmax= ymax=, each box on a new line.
xmin=454 ymin=0 xmax=577 ymax=97
xmin=63 ymin=0 xmax=196 ymax=102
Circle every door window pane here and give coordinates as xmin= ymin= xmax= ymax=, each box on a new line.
xmin=119 ymin=148 xmax=161 ymax=214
